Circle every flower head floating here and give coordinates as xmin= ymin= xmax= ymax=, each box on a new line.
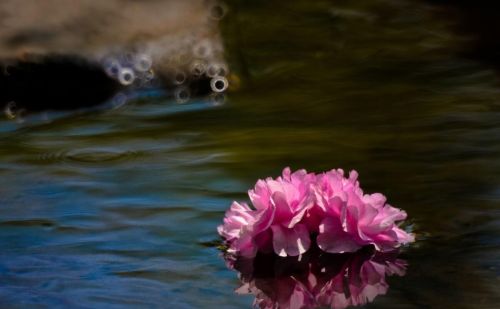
xmin=218 ymin=168 xmax=414 ymax=258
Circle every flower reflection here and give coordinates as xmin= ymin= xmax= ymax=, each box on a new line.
xmin=225 ymin=246 xmax=407 ymax=309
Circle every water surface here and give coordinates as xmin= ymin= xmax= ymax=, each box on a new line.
xmin=1 ymin=0 xmax=499 ymax=308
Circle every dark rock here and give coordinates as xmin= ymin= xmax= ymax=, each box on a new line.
xmin=0 ymin=55 xmax=120 ymax=112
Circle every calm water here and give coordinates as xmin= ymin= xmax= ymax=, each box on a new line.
xmin=1 ymin=0 xmax=500 ymax=308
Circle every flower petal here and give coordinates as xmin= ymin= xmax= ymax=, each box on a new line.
xmin=271 ymin=224 xmax=311 ymax=257
xmin=317 ymin=217 xmax=361 ymax=254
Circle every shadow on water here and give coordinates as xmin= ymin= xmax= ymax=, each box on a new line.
xmin=0 ymin=0 xmax=499 ymax=308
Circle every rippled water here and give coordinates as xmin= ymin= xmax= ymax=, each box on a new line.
xmin=1 ymin=1 xmax=499 ymax=308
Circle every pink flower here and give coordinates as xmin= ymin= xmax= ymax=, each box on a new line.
xmin=229 ymin=248 xmax=407 ymax=309
xmin=218 ymin=168 xmax=414 ymax=258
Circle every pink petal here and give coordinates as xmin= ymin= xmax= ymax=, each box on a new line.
xmin=287 ymin=192 xmax=315 ymax=228
xmin=251 ymin=204 xmax=276 ymax=235
xmin=393 ymin=226 xmax=415 ymax=244
xmin=282 ymin=167 xmax=292 ymax=180
xmin=254 ymin=229 xmax=273 ymax=253
xmin=303 ymin=205 xmax=325 ymax=233
xmin=271 ymin=224 xmax=311 ymax=257
xmin=363 ymin=193 xmax=387 ymax=209
xmin=248 ymin=180 xmax=271 ymax=210
xmin=317 ymin=217 xmax=361 ymax=254
xmin=356 ymin=203 xmax=378 ymax=227
xmin=376 ymin=206 xmax=407 ymax=225
xmin=231 ymin=232 xmax=258 ymax=258
xmin=270 ymin=191 xmax=294 ymax=224
xmin=218 ymin=202 xmax=255 ymax=240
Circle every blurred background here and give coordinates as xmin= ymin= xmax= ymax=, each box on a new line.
xmin=0 ymin=0 xmax=499 ymax=308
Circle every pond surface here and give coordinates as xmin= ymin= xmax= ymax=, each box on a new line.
xmin=1 ymin=0 xmax=499 ymax=308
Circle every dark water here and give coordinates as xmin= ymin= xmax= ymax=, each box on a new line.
xmin=1 ymin=0 xmax=500 ymax=308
